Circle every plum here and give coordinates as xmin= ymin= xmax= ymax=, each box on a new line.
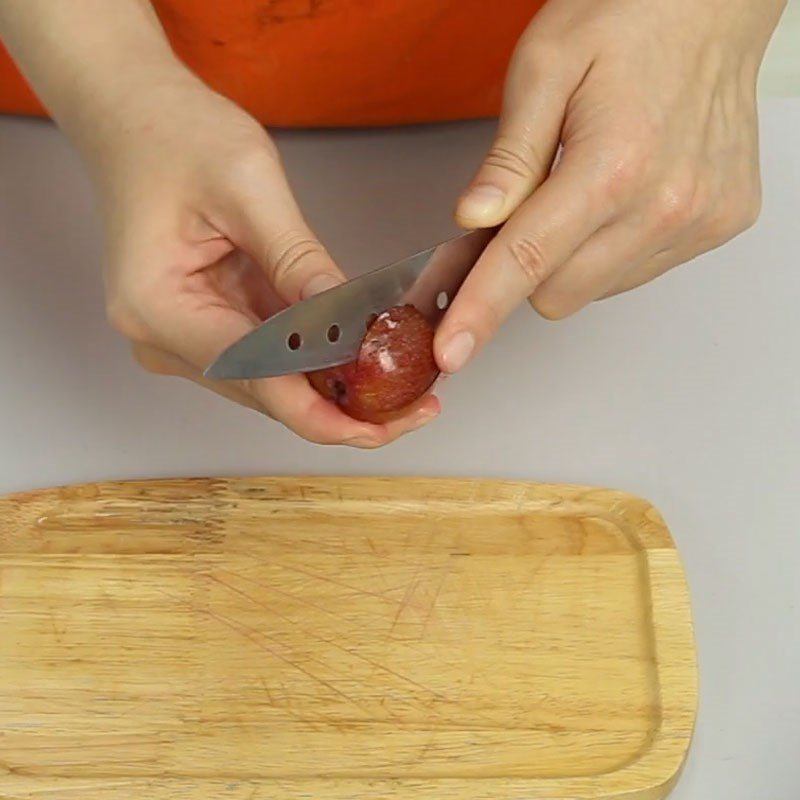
xmin=308 ymin=304 xmax=439 ymax=423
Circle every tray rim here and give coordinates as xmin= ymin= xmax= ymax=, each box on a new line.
xmin=0 ymin=476 xmax=698 ymax=800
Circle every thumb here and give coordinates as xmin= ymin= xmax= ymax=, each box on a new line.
xmin=223 ymin=149 xmax=346 ymax=303
xmin=456 ymin=44 xmax=578 ymax=230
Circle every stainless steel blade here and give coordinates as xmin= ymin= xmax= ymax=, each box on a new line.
xmin=204 ymin=228 xmax=493 ymax=380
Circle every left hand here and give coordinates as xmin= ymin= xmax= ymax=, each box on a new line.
xmin=436 ymin=0 xmax=786 ymax=373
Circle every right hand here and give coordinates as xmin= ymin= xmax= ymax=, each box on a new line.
xmin=91 ymin=73 xmax=439 ymax=446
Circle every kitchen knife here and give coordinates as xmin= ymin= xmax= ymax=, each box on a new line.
xmin=204 ymin=228 xmax=493 ymax=380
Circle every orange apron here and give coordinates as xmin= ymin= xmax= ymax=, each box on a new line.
xmin=0 ymin=0 xmax=545 ymax=127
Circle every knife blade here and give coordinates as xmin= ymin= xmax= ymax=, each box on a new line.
xmin=204 ymin=228 xmax=493 ymax=380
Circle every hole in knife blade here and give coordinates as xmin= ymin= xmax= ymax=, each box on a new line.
xmin=327 ymin=324 xmax=341 ymax=344
xmin=287 ymin=332 xmax=302 ymax=351
xmin=436 ymin=291 xmax=449 ymax=310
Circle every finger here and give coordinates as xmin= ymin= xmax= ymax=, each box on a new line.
xmin=602 ymin=225 xmax=725 ymax=299
xmin=149 ymin=302 xmax=353 ymax=442
xmin=132 ymin=343 xmax=265 ymax=413
xmin=244 ymin=373 xmax=441 ymax=447
xmin=134 ymin=341 xmax=439 ymax=445
xmin=530 ymin=217 xmax=659 ymax=319
xmin=147 ymin=299 xmax=440 ymax=446
xmin=215 ymin=149 xmax=346 ymax=304
xmin=603 ymin=244 xmax=701 ymax=298
xmin=436 ymin=150 xmax=614 ymax=373
xmin=456 ymin=42 xmax=586 ymax=229
xmin=603 ymin=189 xmax=762 ymax=299
xmin=136 ymin=340 xmax=440 ymax=445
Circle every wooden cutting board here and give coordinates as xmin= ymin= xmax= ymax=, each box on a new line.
xmin=0 ymin=477 xmax=697 ymax=800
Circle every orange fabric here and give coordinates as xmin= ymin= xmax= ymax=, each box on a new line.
xmin=0 ymin=0 xmax=545 ymax=127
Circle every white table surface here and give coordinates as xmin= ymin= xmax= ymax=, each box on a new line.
xmin=1 ymin=100 xmax=798 ymax=798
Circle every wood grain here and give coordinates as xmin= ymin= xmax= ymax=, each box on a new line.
xmin=0 ymin=477 xmax=697 ymax=799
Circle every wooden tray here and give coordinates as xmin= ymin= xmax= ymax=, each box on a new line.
xmin=0 ymin=477 xmax=697 ymax=799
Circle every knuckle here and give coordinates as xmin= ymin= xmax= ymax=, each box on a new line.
xmin=483 ymin=135 xmax=540 ymax=182
xmin=268 ymin=231 xmax=327 ymax=285
xmin=652 ymin=173 xmax=707 ymax=233
xmin=600 ymin=145 xmax=648 ymax=207
xmin=506 ymin=234 xmax=551 ymax=288
xmin=704 ymin=188 xmax=761 ymax=245
xmin=653 ymin=191 xmax=693 ymax=233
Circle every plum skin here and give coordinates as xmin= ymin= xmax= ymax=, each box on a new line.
xmin=308 ymin=304 xmax=439 ymax=423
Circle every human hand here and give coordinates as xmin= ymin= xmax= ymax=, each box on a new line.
xmin=0 ymin=0 xmax=438 ymax=445
xmin=436 ymin=0 xmax=785 ymax=373
xmin=98 ymin=74 xmax=439 ymax=446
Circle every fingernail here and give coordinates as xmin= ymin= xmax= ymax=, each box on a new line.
xmin=409 ymin=408 xmax=439 ymax=432
xmin=440 ymin=330 xmax=475 ymax=373
xmin=301 ymin=273 xmax=341 ymax=300
xmin=344 ymin=435 xmax=380 ymax=449
xmin=459 ymin=184 xmax=506 ymax=222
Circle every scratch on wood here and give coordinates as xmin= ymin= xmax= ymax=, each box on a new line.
xmin=420 ymin=560 xmax=452 ymax=641
xmin=277 ymin=561 xmax=403 ymax=605
xmin=388 ymin=578 xmax=419 ymax=637
xmin=208 ymin=570 xmax=442 ymax=699
xmin=218 ymin=568 xmax=346 ymax=620
xmin=259 ymin=675 xmax=274 ymax=704
xmin=203 ymin=608 xmax=369 ymax=713
xmin=204 ymin=572 xmax=280 ymax=618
